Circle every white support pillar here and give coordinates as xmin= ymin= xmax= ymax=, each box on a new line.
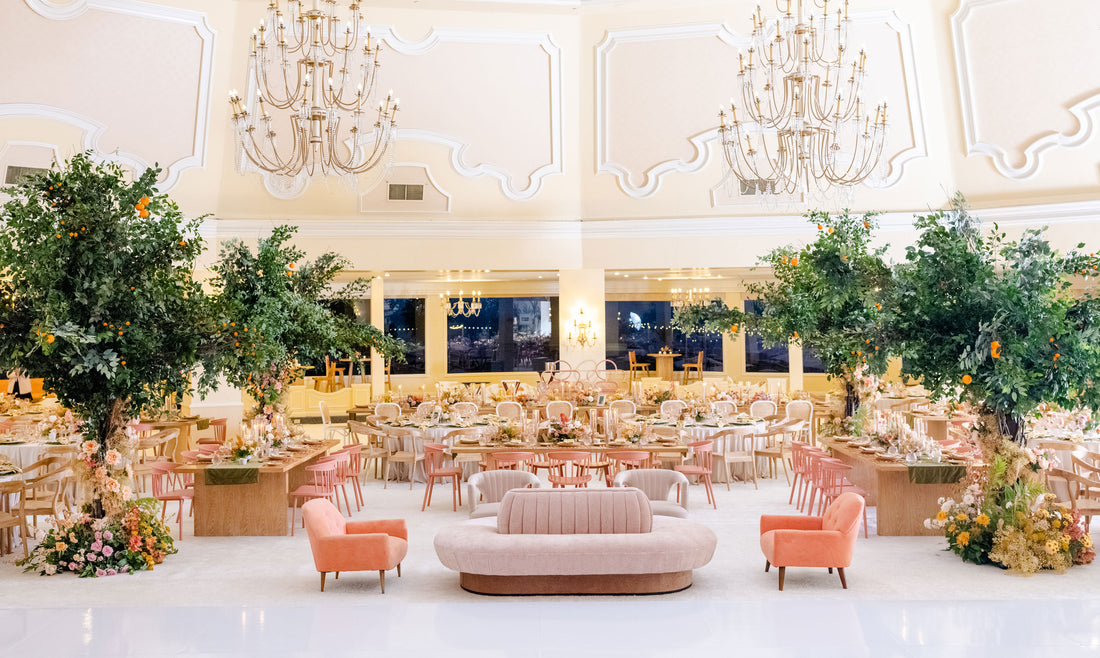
xmin=787 ymin=341 xmax=805 ymax=393
xmin=558 ymin=269 xmax=606 ymax=367
xmin=370 ymin=275 xmax=386 ymax=400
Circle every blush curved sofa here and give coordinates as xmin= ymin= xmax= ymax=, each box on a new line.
xmin=434 ymin=487 xmax=717 ymax=595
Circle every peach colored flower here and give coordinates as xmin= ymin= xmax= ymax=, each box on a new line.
xmin=105 ymin=449 xmax=122 ymax=466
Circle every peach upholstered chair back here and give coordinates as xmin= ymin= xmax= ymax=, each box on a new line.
xmin=496 ymin=487 xmax=653 ymax=535
xmin=822 ymin=492 xmax=865 ymax=538
xmin=303 ymin=496 xmax=346 ymax=550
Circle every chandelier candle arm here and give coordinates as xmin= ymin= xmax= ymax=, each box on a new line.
xmin=230 ymin=0 xmax=400 ymax=180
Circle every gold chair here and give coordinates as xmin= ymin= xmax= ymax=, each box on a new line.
xmin=682 ymin=351 xmax=704 ymax=383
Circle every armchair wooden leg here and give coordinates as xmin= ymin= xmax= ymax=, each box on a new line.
xmin=828 ymin=567 xmax=833 ymax=574
xmin=320 ymin=572 xmax=326 ymax=592
xmin=335 ymin=572 xmax=339 ymax=579
xmin=397 ymin=563 xmax=402 ymax=577
xmin=379 ymin=569 xmax=386 ymax=593
xmin=837 ymin=567 xmax=847 ymax=589
xmin=778 ymin=566 xmax=785 ymax=591
xmin=764 ymin=560 xmax=770 ymax=572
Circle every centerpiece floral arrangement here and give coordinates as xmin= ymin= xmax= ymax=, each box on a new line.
xmin=224 ymin=431 xmax=260 ymax=462
xmin=545 ymin=414 xmax=590 ymax=444
xmin=20 ymin=498 xmax=177 ymax=577
xmin=926 ymin=438 xmax=1092 ymax=574
xmin=642 ymin=388 xmax=674 ymax=406
xmin=618 ymin=420 xmax=647 ymax=444
xmin=38 ymin=410 xmax=80 ymax=443
xmin=0 ymin=392 xmax=31 ymax=415
xmin=492 ymin=420 xmax=522 ymax=443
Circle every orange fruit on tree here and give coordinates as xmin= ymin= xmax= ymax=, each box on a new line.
xmin=139 ymin=210 xmax=149 ymax=218
xmin=140 ymin=196 xmax=150 ymax=205
xmin=135 ymin=203 xmax=145 ymax=211
xmin=990 ymin=341 xmax=1002 ymax=359
xmin=46 ymin=334 xmax=55 ymax=343
xmin=791 ymin=257 xmax=799 ymax=266
xmin=828 ymin=227 xmax=834 ymax=233
xmin=962 ymin=374 xmax=972 ymax=385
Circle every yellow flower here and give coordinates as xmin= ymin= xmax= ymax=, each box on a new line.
xmin=1044 ymin=540 xmax=1059 ymax=555
xmin=948 ymin=524 xmax=957 ymax=534
xmin=956 ymin=531 xmax=970 ymax=547
xmin=976 ymin=514 xmax=990 ymax=527
xmin=956 ymin=513 xmax=968 ymax=521
xmin=936 ymin=510 xmax=948 ymax=522
xmin=1062 ymin=536 xmax=1070 ymax=550
xmin=1084 ymin=535 xmax=1093 ymax=548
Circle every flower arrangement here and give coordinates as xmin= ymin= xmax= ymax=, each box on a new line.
xmin=76 ymin=425 xmax=136 ymax=518
xmin=38 ymin=410 xmax=80 ymax=443
xmin=926 ymin=437 xmax=1093 ymax=574
xmin=224 ymin=431 xmax=259 ymax=462
xmin=545 ymin=414 xmax=590 ymax=444
xmin=244 ymin=359 xmax=301 ymax=422
xmin=618 ymin=420 xmax=647 ymax=444
xmin=18 ymin=498 xmax=177 ymax=577
xmin=0 ymin=393 xmax=31 ymax=415
xmin=404 ymin=393 xmax=424 ymax=408
xmin=494 ymin=421 xmax=521 ymax=443
xmin=642 ymin=388 xmax=674 ymax=406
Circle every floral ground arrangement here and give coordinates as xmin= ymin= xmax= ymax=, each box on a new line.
xmin=18 ymin=499 xmax=177 ymax=577
xmin=927 ymin=435 xmax=1094 ymax=575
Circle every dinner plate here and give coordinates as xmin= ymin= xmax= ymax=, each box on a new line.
xmin=876 ymin=454 xmax=903 ymax=462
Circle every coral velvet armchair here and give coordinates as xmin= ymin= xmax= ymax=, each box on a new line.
xmin=302 ymin=499 xmax=408 ymax=592
xmin=759 ymin=492 xmax=865 ymax=591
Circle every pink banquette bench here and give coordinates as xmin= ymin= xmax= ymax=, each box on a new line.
xmin=433 ymin=487 xmax=717 ymax=595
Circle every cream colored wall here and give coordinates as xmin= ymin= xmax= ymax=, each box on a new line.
xmin=1 ymin=0 xmax=1096 ymax=400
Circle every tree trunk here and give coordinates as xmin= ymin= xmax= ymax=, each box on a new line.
xmin=997 ymin=408 xmax=1026 ymax=445
xmin=85 ymin=398 xmax=127 ymax=519
xmin=844 ymin=380 xmax=860 ymax=418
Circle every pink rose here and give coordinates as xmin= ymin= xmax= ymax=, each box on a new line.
xmin=103 ymin=530 xmax=113 ymax=541
xmin=102 ymin=545 xmax=114 ymax=557
xmin=106 ymin=569 xmax=117 ymax=576
xmin=95 ymin=569 xmax=106 ymax=577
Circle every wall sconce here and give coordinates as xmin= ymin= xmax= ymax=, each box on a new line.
xmin=567 ymin=308 xmax=597 ymax=347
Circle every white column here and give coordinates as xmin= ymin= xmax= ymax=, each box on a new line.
xmin=370 ymin=275 xmax=386 ymax=400
xmin=558 ymin=269 xmax=606 ymax=367
xmin=787 ymin=341 xmax=805 ymax=392
xmin=425 ymin=289 xmax=449 ymax=383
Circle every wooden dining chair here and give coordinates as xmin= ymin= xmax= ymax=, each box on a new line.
xmin=682 ymin=352 xmax=704 ymax=383
xmin=628 ymin=350 xmax=651 ymax=381
xmin=546 ymin=451 xmax=594 ymax=488
xmin=346 ymin=420 xmax=390 ymax=480
xmin=0 ymin=481 xmax=31 ymax=558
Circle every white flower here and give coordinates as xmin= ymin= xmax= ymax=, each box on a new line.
xmin=941 ymin=500 xmax=953 ymax=513
xmin=44 ymin=564 xmax=57 ymax=575
xmin=120 ymin=486 xmax=133 ymax=501
xmin=963 ymin=494 xmax=974 ymax=506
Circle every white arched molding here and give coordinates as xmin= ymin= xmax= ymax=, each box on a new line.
xmin=21 ymin=0 xmax=215 ymax=191
xmin=952 ymin=0 xmax=1100 ymax=180
xmin=0 ymin=104 xmax=145 ymax=178
xmin=595 ymin=13 xmax=926 ymax=199
xmin=376 ymin=26 xmax=564 ymax=202
xmin=358 ymin=163 xmax=452 ymax=214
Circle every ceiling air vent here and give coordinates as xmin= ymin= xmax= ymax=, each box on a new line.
xmin=739 ymin=179 xmax=777 ymax=196
xmin=388 ymin=183 xmax=424 ymax=201
xmin=5 ymin=165 xmax=50 ymax=185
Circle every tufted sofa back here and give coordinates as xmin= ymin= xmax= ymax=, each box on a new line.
xmin=497 ymin=487 xmax=653 ymax=535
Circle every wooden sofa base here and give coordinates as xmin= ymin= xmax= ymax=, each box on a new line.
xmin=459 ymin=571 xmax=693 ymax=595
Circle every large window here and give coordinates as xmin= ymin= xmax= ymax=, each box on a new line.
xmin=385 ymin=298 xmax=425 ymax=375
xmin=744 ymin=300 xmax=789 ymax=373
xmin=446 ymin=297 xmax=558 ymax=373
xmin=605 ymin=301 xmax=723 ymax=372
xmin=802 ymin=346 xmax=826 ymax=374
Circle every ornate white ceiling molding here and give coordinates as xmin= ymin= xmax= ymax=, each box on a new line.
xmin=377 ymin=26 xmax=564 ymax=202
xmin=203 ymin=218 xmax=582 ymax=241
xmin=0 ymin=104 xmax=147 ymax=177
xmin=596 ymin=13 xmax=927 ymax=199
xmin=21 ymin=0 xmax=215 ymax=191
xmin=951 ymin=0 xmax=1100 ymax=180
xmin=595 ymin=23 xmax=740 ymax=200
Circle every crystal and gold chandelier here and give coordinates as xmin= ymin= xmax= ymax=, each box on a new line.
xmin=670 ymin=288 xmax=713 ymax=310
xmin=228 ymin=0 xmax=399 ymax=180
xmin=718 ymin=0 xmax=887 ymax=197
xmin=440 ymin=290 xmax=483 ymax=318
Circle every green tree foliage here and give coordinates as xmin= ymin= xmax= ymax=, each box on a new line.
xmin=0 ymin=153 xmax=212 ymax=517
xmin=0 ymin=153 xmax=210 ymax=436
xmin=673 ymin=210 xmax=893 ymax=414
xmin=201 ymin=225 xmax=403 ymax=415
xmin=892 ymin=196 xmax=1100 ymax=441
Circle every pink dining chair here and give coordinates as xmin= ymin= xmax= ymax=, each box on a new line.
xmin=289 ymin=461 xmax=339 ymax=536
xmin=675 ymin=440 xmax=717 ymax=509
xmin=486 ymin=451 xmax=535 ymax=471
xmin=816 ymin=458 xmax=869 ymax=538
xmin=546 ymin=451 xmax=594 ymax=488
xmin=605 ymin=450 xmax=651 ymax=483
xmin=788 ymin=440 xmax=811 ymax=505
xmin=422 ymin=443 xmax=464 ymax=512
xmin=317 ymin=453 xmax=354 ymax=517
xmin=150 ymin=462 xmax=193 ymax=540
xmin=333 ymin=445 xmax=365 ymax=511
xmin=800 ymin=447 xmax=830 ymax=514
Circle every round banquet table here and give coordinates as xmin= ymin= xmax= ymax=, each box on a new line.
xmin=0 ymin=439 xmax=78 ymax=470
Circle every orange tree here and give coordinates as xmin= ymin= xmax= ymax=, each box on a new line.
xmin=673 ymin=210 xmax=893 ymax=416
xmin=199 ymin=226 xmax=403 ymax=419
xmin=890 ymin=197 xmax=1100 ymax=443
xmin=0 ymin=152 xmax=213 ymax=518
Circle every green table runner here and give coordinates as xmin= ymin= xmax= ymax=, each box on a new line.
xmin=907 ymin=462 xmax=967 ymax=484
xmin=205 ymin=465 xmax=259 ymax=485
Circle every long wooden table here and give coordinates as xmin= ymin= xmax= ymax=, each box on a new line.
xmin=822 ymin=437 xmax=966 ymax=536
xmin=176 ymin=439 xmax=339 ymax=537
xmin=450 ymin=442 xmax=689 ymax=469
